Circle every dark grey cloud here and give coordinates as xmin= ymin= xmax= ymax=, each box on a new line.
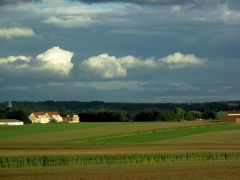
xmin=0 ymin=0 xmax=239 ymax=8
xmin=74 ymin=0 xmax=240 ymax=9
xmin=0 ymin=0 xmax=239 ymax=102
xmin=76 ymin=0 xmax=188 ymax=5
xmin=0 ymin=0 xmax=40 ymax=5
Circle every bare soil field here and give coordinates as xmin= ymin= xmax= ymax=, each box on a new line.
xmin=0 ymin=161 xmax=239 ymax=180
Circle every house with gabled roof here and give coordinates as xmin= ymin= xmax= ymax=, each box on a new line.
xmin=46 ymin=112 xmax=63 ymax=123
xmin=63 ymin=114 xmax=80 ymax=123
xmin=29 ymin=112 xmax=63 ymax=124
xmin=28 ymin=112 xmax=50 ymax=124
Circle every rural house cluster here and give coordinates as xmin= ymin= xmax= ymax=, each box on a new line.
xmin=28 ymin=112 xmax=80 ymax=124
xmin=0 ymin=100 xmax=80 ymax=125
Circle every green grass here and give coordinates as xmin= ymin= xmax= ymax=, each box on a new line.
xmin=0 ymin=121 xmax=239 ymax=153
xmin=69 ymin=123 xmax=240 ymax=144
xmin=159 ymin=129 xmax=240 ymax=144
xmin=0 ymin=123 xmax=105 ymax=139
xmin=0 ymin=121 xmax=211 ymax=140
xmin=0 ymin=122 xmax=239 ymax=149
xmin=0 ymin=121 xmax=216 ymax=144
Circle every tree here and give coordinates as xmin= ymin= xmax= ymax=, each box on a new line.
xmin=203 ymin=110 xmax=217 ymax=120
xmin=78 ymin=110 xmax=127 ymax=122
xmin=6 ymin=110 xmax=31 ymax=124
xmin=175 ymin=107 xmax=185 ymax=121
xmin=134 ymin=109 xmax=176 ymax=122
xmin=184 ymin=111 xmax=194 ymax=121
xmin=216 ymin=111 xmax=227 ymax=120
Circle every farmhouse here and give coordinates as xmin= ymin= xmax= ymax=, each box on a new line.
xmin=221 ymin=111 xmax=240 ymax=123
xmin=46 ymin=112 xmax=63 ymax=123
xmin=0 ymin=119 xmax=24 ymax=126
xmin=29 ymin=112 xmax=63 ymax=124
xmin=29 ymin=112 xmax=50 ymax=124
xmin=63 ymin=114 xmax=80 ymax=123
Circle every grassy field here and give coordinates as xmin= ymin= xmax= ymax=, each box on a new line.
xmin=0 ymin=121 xmax=218 ymax=148
xmin=0 ymin=121 xmax=240 ymax=153
xmin=0 ymin=121 xmax=239 ymax=179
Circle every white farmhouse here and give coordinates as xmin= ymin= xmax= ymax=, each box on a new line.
xmin=46 ymin=112 xmax=63 ymax=122
xmin=28 ymin=112 xmax=63 ymax=124
xmin=28 ymin=112 xmax=50 ymax=124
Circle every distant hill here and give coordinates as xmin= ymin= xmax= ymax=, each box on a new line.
xmin=0 ymin=101 xmax=240 ymax=114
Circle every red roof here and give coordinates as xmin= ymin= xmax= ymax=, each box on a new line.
xmin=46 ymin=112 xmax=60 ymax=117
xmin=32 ymin=112 xmax=46 ymax=117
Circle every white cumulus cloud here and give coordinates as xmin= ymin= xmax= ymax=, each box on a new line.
xmin=0 ymin=47 xmax=74 ymax=79
xmin=81 ymin=54 xmax=127 ymax=78
xmin=81 ymin=53 xmax=158 ymax=78
xmin=0 ymin=27 xmax=36 ymax=39
xmin=118 ymin=55 xmax=157 ymax=69
xmin=161 ymin=52 xmax=206 ymax=69
xmin=36 ymin=47 xmax=74 ymax=76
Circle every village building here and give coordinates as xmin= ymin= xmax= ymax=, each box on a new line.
xmin=46 ymin=112 xmax=63 ymax=123
xmin=63 ymin=114 xmax=80 ymax=123
xmin=28 ymin=112 xmax=50 ymax=124
xmin=221 ymin=111 xmax=240 ymax=123
xmin=28 ymin=112 xmax=64 ymax=124
xmin=0 ymin=119 xmax=24 ymax=126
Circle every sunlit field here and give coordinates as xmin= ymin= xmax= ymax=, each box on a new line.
xmin=0 ymin=121 xmax=240 ymax=179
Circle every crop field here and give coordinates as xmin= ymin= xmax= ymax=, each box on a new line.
xmin=0 ymin=121 xmax=219 ymax=148
xmin=0 ymin=161 xmax=240 ymax=180
xmin=0 ymin=121 xmax=240 ymax=179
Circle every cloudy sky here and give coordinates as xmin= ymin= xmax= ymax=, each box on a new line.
xmin=0 ymin=0 xmax=239 ymax=103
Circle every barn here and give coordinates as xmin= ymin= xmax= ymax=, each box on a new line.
xmin=221 ymin=111 xmax=240 ymax=123
xmin=0 ymin=119 xmax=24 ymax=126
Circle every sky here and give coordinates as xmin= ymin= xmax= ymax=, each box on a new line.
xmin=0 ymin=0 xmax=239 ymax=103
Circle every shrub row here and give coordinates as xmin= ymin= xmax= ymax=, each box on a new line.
xmin=0 ymin=152 xmax=240 ymax=168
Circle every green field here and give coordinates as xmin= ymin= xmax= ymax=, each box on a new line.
xmin=0 ymin=121 xmax=240 ymax=179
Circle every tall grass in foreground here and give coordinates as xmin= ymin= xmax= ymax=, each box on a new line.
xmin=0 ymin=152 xmax=239 ymax=168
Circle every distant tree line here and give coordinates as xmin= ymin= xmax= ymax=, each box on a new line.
xmin=78 ymin=111 xmax=128 ymax=122
xmin=0 ymin=101 xmax=239 ymax=114
xmin=0 ymin=101 xmax=231 ymax=123
xmin=0 ymin=110 xmax=31 ymax=124
xmin=134 ymin=108 xmax=217 ymax=122
xmin=76 ymin=108 xmax=217 ymax=122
